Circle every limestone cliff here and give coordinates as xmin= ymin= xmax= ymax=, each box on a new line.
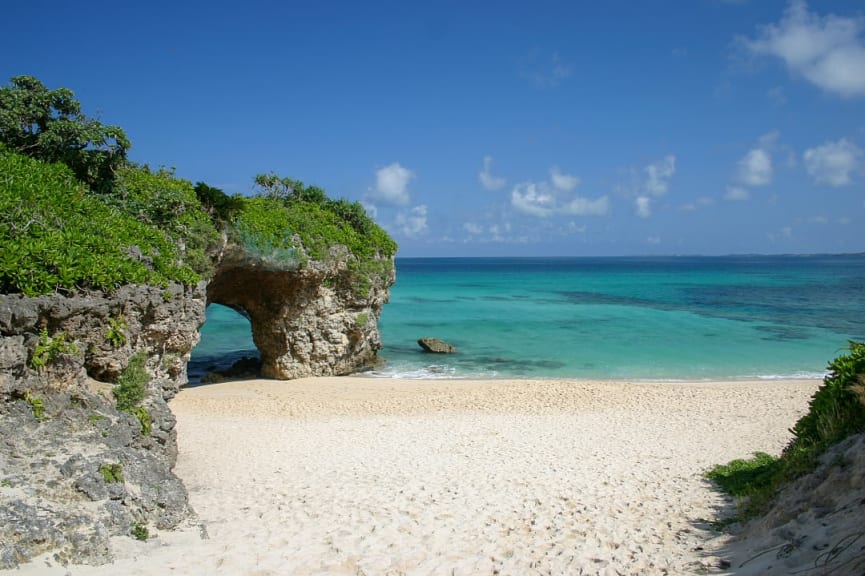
xmin=208 ymin=240 xmax=395 ymax=380
xmin=0 ymin=283 xmax=206 ymax=568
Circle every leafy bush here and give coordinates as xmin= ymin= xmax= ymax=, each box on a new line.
xmin=98 ymin=164 xmax=219 ymax=277
xmin=99 ymin=463 xmax=124 ymax=483
xmin=24 ymin=392 xmax=47 ymax=422
xmin=131 ymin=522 xmax=149 ymax=541
xmin=113 ymin=352 xmax=148 ymax=412
xmin=29 ymin=328 xmax=78 ymax=370
xmin=233 ymin=176 xmax=397 ymax=296
xmin=106 ymin=315 xmax=128 ymax=348
xmin=708 ymin=341 xmax=865 ymax=519
xmin=0 ymin=145 xmax=199 ymax=295
xmin=194 ymin=181 xmax=246 ymax=224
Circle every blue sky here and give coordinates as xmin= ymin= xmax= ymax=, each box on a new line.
xmin=3 ymin=1 xmax=864 ymax=257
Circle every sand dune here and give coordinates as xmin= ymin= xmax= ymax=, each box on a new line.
xmin=12 ymin=377 xmax=819 ymax=575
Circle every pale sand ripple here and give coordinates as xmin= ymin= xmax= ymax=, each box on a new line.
xmin=9 ymin=377 xmax=819 ymax=576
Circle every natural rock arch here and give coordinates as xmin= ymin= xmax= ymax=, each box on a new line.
xmin=206 ymin=246 xmax=394 ymax=380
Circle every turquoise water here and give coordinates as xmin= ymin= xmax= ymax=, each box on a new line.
xmin=190 ymin=255 xmax=865 ymax=381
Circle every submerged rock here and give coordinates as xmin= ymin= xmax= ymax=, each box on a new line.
xmin=417 ymin=337 xmax=458 ymax=354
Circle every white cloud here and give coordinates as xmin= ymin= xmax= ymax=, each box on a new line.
xmin=681 ymin=196 xmax=715 ymax=211
xmin=803 ymin=138 xmax=864 ymax=186
xmin=645 ymin=155 xmax=676 ymax=196
xmin=725 ymin=186 xmax=751 ymax=201
xmin=463 ymin=222 xmax=483 ymax=235
xmin=635 ymin=196 xmax=652 ymax=218
xmin=550 ymin=166 xmax=580 ymax=191
xmin=519 ymin=50 xmax=573 ymax=88
xmin=768 ymin=85 xmax=787 ymax=105
xmin=478 ymin=156 xmax=506 ymax=191
xmin=511 ymin=181 xmax=608 ymax=218
xmin=395 ymin=205 xmax=428 ymax=237
xmin=738 ymin=148 xmax=773 ymax=185
xmin=744 ymin=0 xmax=865 ymax=97
xmin=370 ymin=163 xmax=414 ymax=206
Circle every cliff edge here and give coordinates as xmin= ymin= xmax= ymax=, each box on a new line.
xmin=0 ymin=283 xmax=206 ymax=567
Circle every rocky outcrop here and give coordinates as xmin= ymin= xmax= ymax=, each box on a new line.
xmin=0 ymin=239 xmax=395 ymax=568
xmin=208 ymin=242 xmax=394 ymax=379
xmin=418 ymin=337 xmax=458 ymax=354
xmin=0 ymin=283 xmax=206 ymax=568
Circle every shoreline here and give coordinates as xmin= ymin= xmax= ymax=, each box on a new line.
xmin=10 ymin=376 xmax=822 ymax=575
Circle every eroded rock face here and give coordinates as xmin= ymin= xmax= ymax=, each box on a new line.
xmin=0 ymin=283 xmax=206 ymax=568
xmin=207 ymin=244 xmax=395 ymax=379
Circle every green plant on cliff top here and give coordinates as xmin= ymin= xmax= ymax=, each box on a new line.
xmin=0 ymin=144 xmax=199 ymax=295
xmin=233 ymin=175 xmax=396 ymax=296
xmin=708 ymin=341 xmax=865 ymax=520
xmin=30 ymin=327 xmax=78 ymax=371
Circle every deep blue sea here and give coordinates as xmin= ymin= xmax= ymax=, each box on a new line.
xmin=189 ymin=255 xmax=865 ymax=381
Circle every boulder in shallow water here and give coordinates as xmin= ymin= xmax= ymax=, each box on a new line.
xmin=417 ymin=338 xmax=458 ymax=354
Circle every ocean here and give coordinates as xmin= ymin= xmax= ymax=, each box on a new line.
xmin=189 ymin=255 xmax=865 ymax=382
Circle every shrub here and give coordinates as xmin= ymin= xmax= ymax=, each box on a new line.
xmin=99 ymin=463 xmax=124 ymax=483
xmin=30 ymin=327 xmax=78 ymax=371
xmin=708 ymin=341 xmax=865 ymax=519
xmin=131 ymin=522 xmax=149 ymax=541
xmin=0 ymin=145 xmax=199 ymax=295
xmin=98 ymin=164 xmax=219 ymax=277
xmin=24 ymin=392 xmax=47 ymax=422
xmin=235 ymin=176 xmax=397 ymax=296
xmin=106 ymin=315 xmax=128 ymax=348
xmin=114 ymin=352 xmax=148 ymax=412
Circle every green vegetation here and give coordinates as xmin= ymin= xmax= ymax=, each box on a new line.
xmin=88 ymin=413 xmax=106 ymax=425
xmin=114 ymin=352 xmax=148 ymax=411
xmin=131 ymin=522 xmax=149 ymax=541
xmin=234 ymin=174 xmax=397 ymax=295
xmin=29 ymin=328 xmax=78 ymax=370
xmin=24 ymin=392 xmax=47 ymax=421
xmin=708 ymin=341 xmax=865 ymax=519
xmin=131 ymin=405 xmax=152 ymax=436
xmin=0 ymin=75 xmax=129 ymax=193
xmin=194 ymin=181 xmax=246 ymax=224
xmin=106 ymin=315 xmax=128 ymax=348
xmin=113 ymin=352 xmax=152 ymax=435
xmin=100 ymin=164 xmax=218 ymax=276
xmin=0 ymin=145 xmax=199 ymax=295
xmin=1 ymin=75 xmax=396 ymax=301
xmin=99 ymin=463 xmax=124 ymax=483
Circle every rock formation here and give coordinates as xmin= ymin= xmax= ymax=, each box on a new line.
xmin=208 ymin=241 xmax=394 ymax=379
xmin=417 ymin=337 xmax=458 ymax=354
xmin=0 ymin=283 xmax=206 ymax=568
xmin=0 ymin=232 xmax=395 ymax=569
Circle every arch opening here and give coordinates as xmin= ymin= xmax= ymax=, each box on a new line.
xmin=188 ymin=303 xmax=261 ymax=384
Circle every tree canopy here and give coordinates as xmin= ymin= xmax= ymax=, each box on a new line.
xmin=0 ymin=75 xmax=129 ymax=192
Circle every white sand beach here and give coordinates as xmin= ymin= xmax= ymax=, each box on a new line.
xmin=13 ymin=377 xmax=822 ymax=576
